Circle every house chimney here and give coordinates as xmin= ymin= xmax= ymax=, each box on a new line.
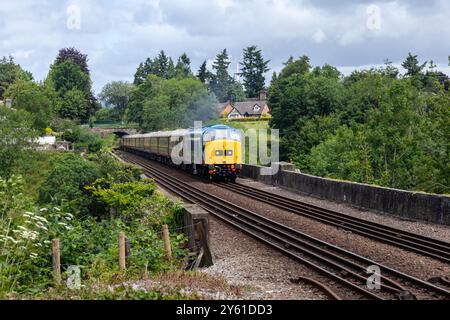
xmin=259 ymin=90 xmax=267 ymax=101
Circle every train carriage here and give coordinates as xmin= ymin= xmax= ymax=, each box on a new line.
xmin=120 ymin=125 xmax=242 ymax=181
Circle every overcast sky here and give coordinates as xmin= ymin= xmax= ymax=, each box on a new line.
xmin=1 ymin=0 xmax=449 ymax=93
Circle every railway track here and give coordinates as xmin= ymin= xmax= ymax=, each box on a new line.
xmin=116 ymin=151 xmax=450 ymax=300
xmin=213 ymin=181 xmax=450 ymax=264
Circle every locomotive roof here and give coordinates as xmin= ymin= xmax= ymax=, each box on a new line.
xmin=125 ymin=129 xmax=188 ymax=139
xmin=124 ymin=125 xmax=237 ymax=139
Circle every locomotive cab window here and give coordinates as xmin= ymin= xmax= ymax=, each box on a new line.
xmin=203 ymin=129 xmax=241 ymax=142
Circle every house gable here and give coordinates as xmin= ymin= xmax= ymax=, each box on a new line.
xmin=228 ymin=108 xmax=242 ymax=118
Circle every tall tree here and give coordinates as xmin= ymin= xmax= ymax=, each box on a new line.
xmin=153 ymin=50 xmax=172 ymax=79
xmin=5 ymin=80 xmax=58 ymax=131
xmin=402 ymin=52 xmax=427 ymax=77
xmin=127 ymin=75 xmax=218 ymax=131
xmin=99 ymin=81 xmax=133 ymax=122
xmin=0 ymin=56 xmax=33 ymax=100
xmin=55 ymin=48 xmax=90 ymax=75
xmin=134 ymin=62 xmax=146 ymax=85
xmin=175 ymin=53 xmax=192 ymax=78
xmin=134 ymin=51 xmax=178 ymax=82
xmin=47 ymin=48 xmax=96 ymax=121
xmin=47 ymin=60 xmax=89 ymax=121
xmin=0 ymin=107 xmax=37 ymax=178
xmin=279 ymin=55 xmax=311 ymax=79
xmin=59 ymin=89 xmax=89 ymax=120
xmin=228 ymin=80 xmax=246 ymax=103
xmin=196 ymin=60 xmax=211 ymax=84
xmin=48 ymin=60 xmax=90 ymax=96
xmin=54 ymin=47 xmax=98 ymax=117
xmin=239 ymin=46 xmax=270 ymax=98
xmin=210 ymin=49 xmax=232 ymax=102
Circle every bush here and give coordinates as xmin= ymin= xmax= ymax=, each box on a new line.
xmin=87 ymin=151 xmax=142 ymax=182
xmin=86 ymin=178 xmax=157 ymax=219
xmin=0 ymin=175 xmax=73 ymax=293
xmin=76 ymin=130 xmax=103 ymax=153
xmin=38 ymin=153 xmax=101 ymax=209
xmin=0 ymin=108 xmax=38 ymax=178
xmin=61 ymin=125 xmax=104 ymax=153
xmin=2 ymin=153 xmax=188 ymax=298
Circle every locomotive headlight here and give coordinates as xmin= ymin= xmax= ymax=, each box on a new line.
xmin=215 ymin=150 xmax=223 ymax=156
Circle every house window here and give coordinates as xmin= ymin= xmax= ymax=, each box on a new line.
xmin=253 ymin=105 xmax=261 ymax=112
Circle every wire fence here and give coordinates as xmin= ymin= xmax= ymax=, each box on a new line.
xmin=3 ymin=218 xmax=209 ymax=292
xmin=46 ymin=221 xmax=208 ymax=287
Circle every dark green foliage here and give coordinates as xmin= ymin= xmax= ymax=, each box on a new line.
xmin=47 ymin=48 xmax=97 ymax=122
xmin=55 ymin=47 xmax=90 ymax=76
xmin=38 ymin=153 xmax=101 ymax=206
xmin=49 ymin=60 xmax=90 ymax=96
xmin=0 ymin=56 xmax=33 ymax=100
xmin=196 ymin=60 xmax=212 ymax=84
xmin=61 ymin=125 xmax=104 ymax=152
xmin=209 ymin=49 xmax=233 ymax=102
xmin=228 ymin=80 xmax=246 ymax=102
xmin=402 ymin=52 xmax=427 ymax=77
xmin=279 ymin=55 xmax=311 ymax=79
xmin=239 ymin=45 xmax=270 ymax=98
xmin=0 ymin=108 xmax=38 ymax=178
xmin=270 ymin=53 xmax=450 ymax=193
xmin=94 ymin=107 xmax=121 ymax=122
xmin=1 ymin=165 xmax=187 ymax=295
xmin=4 ymin=80 xmax=59 ymax=132
xmin=312 ymin=64 xmax=342 ymax=79
xmin=59 ymin=89 xmax=88 ymax=120
xmin=269 ymin=69 xmax=343 ymax=159
xmin=87 ymin=151 xmax=142 ymax=183
xmin=133 ymin=50 xmax=177 ymax=84
xmin=127 ymin=75 xmax=218 ymax=131
xmin=175 ymin=53 xmax=192 ymax=78
xmin=99 ymin=81 xmax=132 ymax=121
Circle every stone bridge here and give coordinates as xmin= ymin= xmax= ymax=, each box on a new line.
xmin=89 ymin=127 xmax=139 ymax=138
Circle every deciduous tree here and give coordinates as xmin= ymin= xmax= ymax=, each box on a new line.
xmin=99 ymin=81 xmax=133 ymax=122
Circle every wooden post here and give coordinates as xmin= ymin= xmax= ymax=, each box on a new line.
xmin=162 ymin=224 xmax=172 ymax=260
xmin=194 ymin=222 xmax=213 ymax=268
xmin=119 ymin=232 xmax=126 ymax=272
xmin=52 ymin=239 xmax=61 ymax=286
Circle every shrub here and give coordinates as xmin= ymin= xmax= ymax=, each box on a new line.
xmin=88 ymin=151 xmax=142 ymax=183
xmin=0 ymin=176 xmax=75 ymax=293
xmin=38 ymin=153 xmax=101 ymax=210
xmin=2 ymin=154 xmax=188 ymax=298
xmin=86 ymin=179 xmax=157 ymax=219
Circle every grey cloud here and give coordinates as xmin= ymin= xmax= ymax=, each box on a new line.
xmin=0 ymin=0 xmax=449 ymax=93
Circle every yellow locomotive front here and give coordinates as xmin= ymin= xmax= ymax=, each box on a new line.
xmin=202 ymin=125 xmax=242 ymax=182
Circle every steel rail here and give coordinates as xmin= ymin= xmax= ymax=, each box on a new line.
xmin=214 ymin=181 xmax=450 ymax=263
xmin=118 ymin=151 xmax=450 ymax=300
xmin=291 ymin=276 xmax=342 ymax=300
xmin=119 ymin=152 xmax=384 ymax=300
